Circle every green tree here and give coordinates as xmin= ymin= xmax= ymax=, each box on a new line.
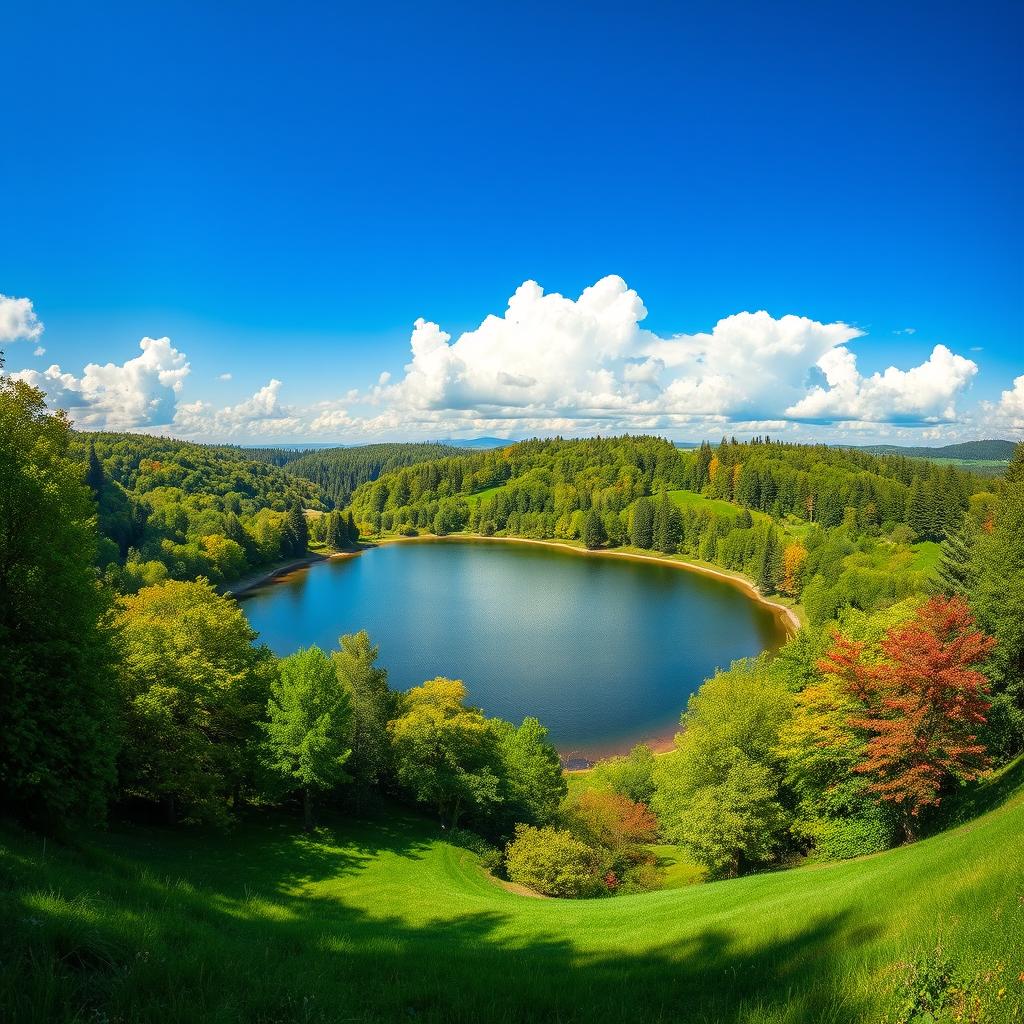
xmin=936 ymin=515 xmax=977 ymax=597
xmin=583 ymin=508 xmax=606 ymax=549
xmin=504 ymin=824 xmax=602 ymax=897
xmin=970 ymin=448 xmax=1024 ymax=754
xmin=332 ymin=631 xmax=394 ymax=805
xmin=284 ymin=500 xmax=309 ymax=556
xmin=652 ymin=657 xmax=792 ymax=877
xmin=492 ymin=716 xmax=566 ymax=829
xmin=652 ymin=490 xmax=682 ymax=554
xmin=0 ymin=374 xmax=119 ymax=828
xmin=265 ymin=646 xmax=352 ymax=830
xmin=388 ymin=677 xmax=501 ymax=828
xmin=630 ymin=496 xmax=654 ymax=549
xmin=85 ymin=440 xmax=105 ymax=496
xmin=116 ymin=580 xmax=272 ymax=824
xmin=756 ymin=526 xmax=779 ymax=596
xmin=588 ymin=744 xmax=657 ymax=804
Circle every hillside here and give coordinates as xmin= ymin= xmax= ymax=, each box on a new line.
xmin=856 ymin=439 xmax=1017 ymax=463
xmin=283 ymin=441 xmax=463 ymax=507
xmin=2 ymin=758 xmax=1021 ymax=1023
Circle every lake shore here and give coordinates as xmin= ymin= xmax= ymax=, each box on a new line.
xmin=224 ymin=552 xmax=329 ymax=596
xmin=368 ymin=532 xmax=803 ymax=634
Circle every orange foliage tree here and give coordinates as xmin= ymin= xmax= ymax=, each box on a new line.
xmin=780 ymin=541 xmax=808 ymax=597
xmin=819 ymin=596 xmax=995 ymax=829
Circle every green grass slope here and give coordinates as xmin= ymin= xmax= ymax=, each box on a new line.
xmin=2 ymin=761 xmax=1023 ymax=1023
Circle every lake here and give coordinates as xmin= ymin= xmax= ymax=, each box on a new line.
xmin=239 ymin=539 xmax=788 ymax=762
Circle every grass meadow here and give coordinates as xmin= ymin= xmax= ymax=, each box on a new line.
xmin=1 ymin=759 xmax=1022 ymax=1023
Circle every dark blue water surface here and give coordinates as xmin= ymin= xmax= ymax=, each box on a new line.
xmin=239 ymin=539 xmax=786 ymax=759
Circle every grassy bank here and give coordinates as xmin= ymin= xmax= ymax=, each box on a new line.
xmin=2 ymin=759 xmax=1022 ymax=1023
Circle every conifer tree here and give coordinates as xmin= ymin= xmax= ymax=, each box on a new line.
xmin=583 ymin=508 xmax=606 ymax=549
xmin=284 ymin=501 xmax=309 ymax=556
xmin=85 ymin=441 xmax=105 ymax=497
xmin=630 ymin=496 xmax=654 ymax=549
xmin=936 ymin=515 xmax=976 ymax=597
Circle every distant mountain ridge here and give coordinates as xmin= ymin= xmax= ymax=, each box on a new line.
xmin=854 ymin=439 xmax=1017 ymax=461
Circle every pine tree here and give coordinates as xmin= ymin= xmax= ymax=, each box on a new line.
xmin=936 ymin=515 xmax=976 ymax=596
xmin=325 ymin=512 xmax=343 ymax=550
xmin=345 ymin=510 xmax=359 ymax=545
xmin=631 ymin=496 xmax=654 ymax=549
xmin=284 ymin=501 xmax=309 ymax=556
xmin=756 ymin=528 xmax=778 ymax=595
xmin=583 ymin=508 xmax=606 ymax=549
xmin=85 ymin=441 xmax=105 ymax=497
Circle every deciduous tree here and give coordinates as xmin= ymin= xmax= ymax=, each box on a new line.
xmin=0 ymin=374 xmax=118 ymax=828
xmin=819 ymin=596 xmax=994 ymax=829
xmin=265 ymin=645 xmax=352 ymax=830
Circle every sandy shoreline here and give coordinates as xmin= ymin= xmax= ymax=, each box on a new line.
xmin=225 ymin=552 xmax=328 ymax=596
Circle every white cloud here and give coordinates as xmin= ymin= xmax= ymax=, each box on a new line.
xmin=172 ymin=379 xmax=303 ymax=438
xmin=984 ymin=375 xmax=1024 ymax=432
xmin=368 ymin=276 xmax=976 ymax=430
xmin=0 ymin=294 xmax=44 ymax=343
xmin=894 ymin=327 xmax=916 ymax=335
xmin=785 ymin=344 xmax=978 ymax=424
xmin=33 ymin=345 xmax=45 ymax=356
xmin=6 ymin=276 xmax=987 ymax=443
xmin=12 ymin=337 xmax=190 ymax=429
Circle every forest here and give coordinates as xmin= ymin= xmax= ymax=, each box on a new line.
xmin=249 ymin=441 xmax=462 ymax=506
xmin=70 ymin=432 xmax=323 ymax=592
xmin=4 ymin=370 xmax=1023 ymax=901
xmin=347 ymin=435 xmax=992 ymax=624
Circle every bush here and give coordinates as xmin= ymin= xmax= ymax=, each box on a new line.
xmin=397 ymin=524 xmax=418 ymax=537
xmin=587 ymin=744 xmax=656 ymax=804
xmin=504 ymin=824 xmax=603 ymax=897
xmin=808 ymin=812 xmax=896 ymax=860
xmin=618 ymin=862 xmax=662 ymax=894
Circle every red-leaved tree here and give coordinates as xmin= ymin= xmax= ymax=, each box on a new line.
xmin=819 ymin=596 xmax=995 ymax=830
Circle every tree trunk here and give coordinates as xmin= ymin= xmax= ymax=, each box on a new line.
xmin=303 ymin=787 xmax=313 ymax=831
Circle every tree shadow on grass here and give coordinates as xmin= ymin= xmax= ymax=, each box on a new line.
xmin=925 ymin=753 xmax=1024 ymax=834
xmin=0 ymin=809 xmax=886 ymax=1024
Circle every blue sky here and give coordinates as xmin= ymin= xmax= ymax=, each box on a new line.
xmin=2 ymin=0 xmax=1021 ymax=443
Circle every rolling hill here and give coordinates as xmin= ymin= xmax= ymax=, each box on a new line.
xmin=856 ymin=439 xmax=1018 ymax=461
xmin=2 ymin=758 xmax=1021 ymax=1023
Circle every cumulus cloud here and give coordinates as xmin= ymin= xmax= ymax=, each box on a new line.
xmin=369 ymin=276 xmax=977 ymax=430
xmin=785 ymin=344 xmax=978 ymax=424
xmin=33 ymin=345 xmax=45 ymax=356
xmin=984 ymin=375 xmax=1024 ymax=432
xmin=0 ymin=294 xmax=44 ymax=343
xmin=173 ymin=379 xmax=303 ymax=438
xmin=12 ymin=337 xmax=190 ymax=429
xmin=6 ymin=276 xmax=986 ymax=442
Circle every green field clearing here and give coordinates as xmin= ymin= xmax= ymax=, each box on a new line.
xmin=464 ymin=485 xmax=505 ymax=507
xmin=3 ymin=758 xmax=1022 ymax=1023
xmin=666 ymin=488 xmax=761 ymax=520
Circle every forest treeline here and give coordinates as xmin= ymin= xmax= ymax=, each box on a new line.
xmin=251 ymin=441 xmax=462 ymax=507
xmin=71 ymin=432 xmax=322 ymax=591
xmin=348 ymin=435 xmax=993 ymax=624
xmin=3 ymin=369 xmax=1023 ymax=900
